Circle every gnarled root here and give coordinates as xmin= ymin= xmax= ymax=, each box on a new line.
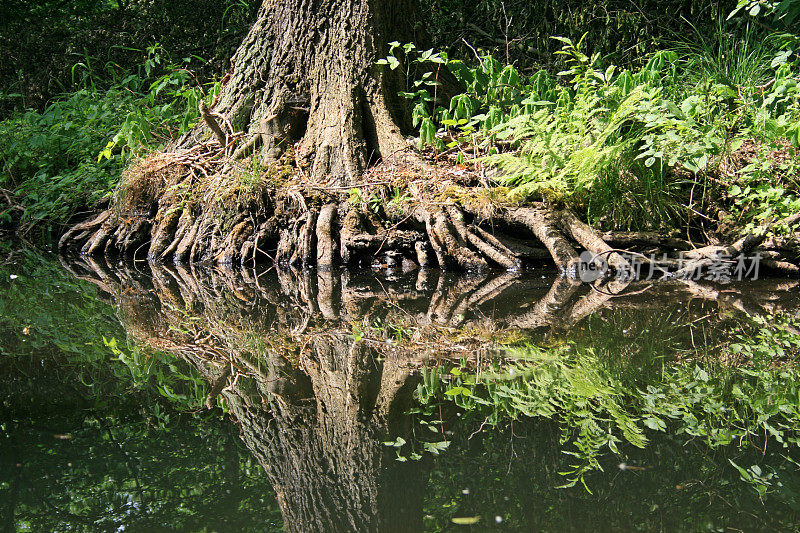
xmin=673 ymin=212 xmax=800 ymax=280
xmin=491 ymin=206 xmax=579 ymax=271
xmin=59 ymin=193 xmax=637 ymax=278
xmin=63 ymin=177 xmax=795 ymax=283
xmin=340 ymin=208 xmax=422 ymax=267
xmin=59 ymin=210 xmax=111 ymax=251
xmin=316 ymin=204 xmax=338 ymax=269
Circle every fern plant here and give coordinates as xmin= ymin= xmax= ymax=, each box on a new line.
xmin=485 ymin=36 xmax=659 ymax=199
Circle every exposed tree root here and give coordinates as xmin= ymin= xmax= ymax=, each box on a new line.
xmin=59 ymin=149 xmax=800 ymax=280
xmin=60 ymin=193 xmax=620 ymax=275
xmin=673 ymin=212 xmax=800 ymax=280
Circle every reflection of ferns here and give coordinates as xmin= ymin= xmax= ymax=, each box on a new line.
xmin=421 ymin=319 xmax=800 ymax=491
xmin=420 ymin=345 xmax=648 ymax=489
xmin=570 ymin=305 xmax=692 ymax=383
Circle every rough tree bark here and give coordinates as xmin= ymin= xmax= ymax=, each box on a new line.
xmin=195 ymin=0 xmax=424 ymax=182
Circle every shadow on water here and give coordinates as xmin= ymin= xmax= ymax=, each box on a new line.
xmin=2 ymin=247 xmax=800 ymax=531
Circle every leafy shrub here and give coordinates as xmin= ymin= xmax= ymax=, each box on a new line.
xmin=0 ymin=47 xmax=218 ymax=239
xmin=0 ymin=89 xmax=131 ymax=234
xmin=392 ymin=21 xmax=800 ymax=231
xmin=730 ymin=0 xmax=800 ymax=28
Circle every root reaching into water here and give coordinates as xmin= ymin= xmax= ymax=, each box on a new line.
xmin=61 ymin=195 xmax=616 ymax=275
xmin=59 ymin=144 xmax=800 ymax=279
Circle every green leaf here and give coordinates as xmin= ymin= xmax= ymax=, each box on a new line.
xmin=419 ymin=118 xmax=436 ymax=149
xmin=452 ymin=517 xmax=481 ymax=525
xmin=383 ymin=436 xmax=406 ymax=448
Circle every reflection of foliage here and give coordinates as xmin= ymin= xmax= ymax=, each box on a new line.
xmin=103 ymin=336 xmax=208 ymax=412
xmin=419 ymin=346 xmax=646 ymax=488
xmin=0 ymin=249 xmax=121 ymax=361
xmin=419 ymin=313 xmax=800 ymax=491
xmin=0 ymin=413 xmax=281 ymax=532
xmin=420 ymin=420 xmax=800 ymax=532
xmin=0 ymin=246 xmax=207 ymax=412
xmin=730 ymin=313 xmax=800 ymax=361
xmin=0 ymin=247 xmax=280 ymax=531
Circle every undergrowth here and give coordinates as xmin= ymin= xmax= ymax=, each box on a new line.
xmin=0 ymin=45 xmax=218 ymax=239
xmin=384 ymin=20 xmax=800 ymax=233
xmin=4 ymin=12 xmax=800 ymax=241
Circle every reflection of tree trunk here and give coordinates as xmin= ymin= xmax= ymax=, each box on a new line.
xmin=189 ymin=333 xmax=426 ymax=533
xmin=62 ymin=257 xmax=431 ymax=531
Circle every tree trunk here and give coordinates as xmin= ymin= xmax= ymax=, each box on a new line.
xmin=192 ymin=0 xmax=423 ymax=184
xmin=59 ymin=0 xmax=800 ymax=277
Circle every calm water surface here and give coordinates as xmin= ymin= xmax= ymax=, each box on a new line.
xmin=1 ymin=246 xmax=800 ymax=532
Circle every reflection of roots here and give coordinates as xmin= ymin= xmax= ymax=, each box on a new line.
xmin=60 ymin=254 xmax=800 ymax=533
xmin=62 ymin=254 xmax=800 ymax=365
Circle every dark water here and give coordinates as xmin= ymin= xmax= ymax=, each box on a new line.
xmin=2 ymin=246 xmax=800 ymax=532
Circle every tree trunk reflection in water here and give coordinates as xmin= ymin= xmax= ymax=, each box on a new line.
xmin=229 ymin=338 xmax=423 ymax=533
xmin=60 ymin=258 xmax=800 ymax=531
xmin=65 ymin=261 xmax=438 ymax=532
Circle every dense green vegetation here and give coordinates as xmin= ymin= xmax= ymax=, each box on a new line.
xmin=422 ymin=0 xmax=732 ymax=69
xmin=3 ymin=0 xmax=799 ymax=241
xmin=387 ymin=26 xmax=800 ymax=234
xmin=0 ymin=0 xmax=258 ymax=115
xmin=0 ymin=50 xmax=219 ymax=240
xmin=0 ymin=0 xmax=727 ymax=116
xmin=0 ymin=0 xmax=254 ymax=239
